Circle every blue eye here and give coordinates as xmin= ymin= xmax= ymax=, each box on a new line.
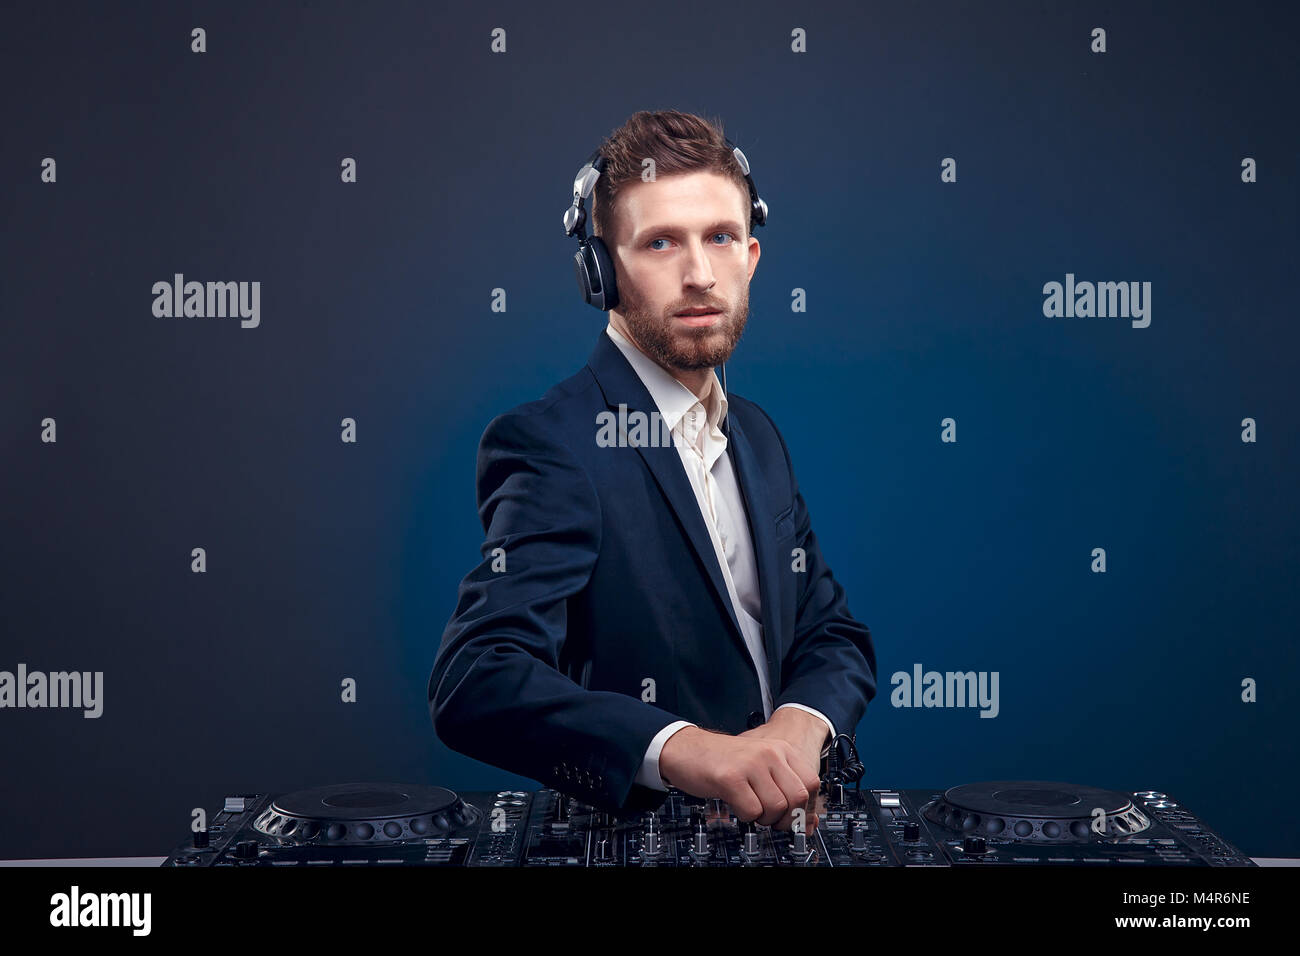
xmin=648 ymin=233 xmax=735 ymax=250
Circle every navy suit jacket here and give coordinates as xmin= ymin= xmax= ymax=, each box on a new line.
xmin=428 ymin=330 xmax=877 ymax=814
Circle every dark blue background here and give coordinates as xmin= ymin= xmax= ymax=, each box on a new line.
xmin=1 ymin=0 xmax=1296 ymax=860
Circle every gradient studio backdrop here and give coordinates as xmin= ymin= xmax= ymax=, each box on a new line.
xmin=2 ymin=0 xmax=1297 ymax=861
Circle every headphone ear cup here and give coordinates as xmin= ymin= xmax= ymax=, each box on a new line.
xmin=580 ymin=235 xmax=619 ymax=312
xmin=573 ymin=246 xmax=596 ymax=306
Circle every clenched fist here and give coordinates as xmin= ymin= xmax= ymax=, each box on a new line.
xmin=658 ymin=709 xmax=827 ymax=830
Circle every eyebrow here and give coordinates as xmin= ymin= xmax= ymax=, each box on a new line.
xmin=632 ymin=220 xmax=746 ymax=244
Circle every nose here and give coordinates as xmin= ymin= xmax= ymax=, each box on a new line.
xmin=682 ymin=237 xmax=717 ymax=291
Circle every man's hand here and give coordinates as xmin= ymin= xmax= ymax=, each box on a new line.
xmin=739 ymin=708 xmax=827 ymax=778
xmin=739 ymin=708 xmax=829 ymax=831
xmin=658 ymin=714 xmax=824 ymax=831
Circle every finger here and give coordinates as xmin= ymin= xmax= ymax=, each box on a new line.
xmin=748 ymin=766 xmax=792 ymax=827
xmin=797 ymin=763 xmax=821 ymax=797
xmin=768 ymin=756 xmax=812 ymax=821
xmin=724 ymin=779 xmax=764 ymax=823
xmin=774 ymin=803 xmax=819 ymax=832
xmin=757 ymin=764 xmax=807 ymax=829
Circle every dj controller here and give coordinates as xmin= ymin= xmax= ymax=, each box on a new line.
xmin=163 ymin=779 xmax=1254 ymax=867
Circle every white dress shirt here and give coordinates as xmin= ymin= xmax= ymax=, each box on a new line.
xmin=601 ymin=323 xmax=836 ymax=792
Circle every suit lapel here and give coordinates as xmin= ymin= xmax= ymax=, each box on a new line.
xmin=587 ymin=331 xmax=782 ymax=692
xmin=723 ymin=414 xmax=783 ymax=693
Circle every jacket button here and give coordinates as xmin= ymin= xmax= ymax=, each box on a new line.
xmin=746 ymin=711 xmax=764 ymax=729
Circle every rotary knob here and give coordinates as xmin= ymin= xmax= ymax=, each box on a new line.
xmin=233 ymin=840 xmax=259 ymax=861
xmin=850 ymin=820 xmax=867 ymax=850
xmin=903 ymin=822 xmax=921 ymax=842
xmin=962 ymin=836 xmax=987 ymax=855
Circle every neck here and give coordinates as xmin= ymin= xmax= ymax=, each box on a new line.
xmin=673 ymin=368 xmax=712 ymax=401
xmin=610 ymin=316 xmax=713 ymax=400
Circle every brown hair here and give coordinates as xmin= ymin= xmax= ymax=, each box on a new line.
xmin=589 ymin=109 xmax=753 ymax=243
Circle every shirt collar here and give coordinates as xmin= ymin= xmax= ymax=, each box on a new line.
xmin=604 ymin=322 xmax=728 ymax=435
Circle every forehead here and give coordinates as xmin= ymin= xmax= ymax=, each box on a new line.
xmin=614 ymin=169 xmax=748 ymax=238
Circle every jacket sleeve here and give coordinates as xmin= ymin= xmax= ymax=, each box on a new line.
xmin=428 ymin=410 xmax=687 ymax=812
xmin=761 ymin=410 xmax=878 ymax=741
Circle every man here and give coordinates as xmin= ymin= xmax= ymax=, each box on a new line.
xmin=429 ymin=110 xmax=876 ymax=830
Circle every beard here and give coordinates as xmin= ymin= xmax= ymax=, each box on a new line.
xmin=615 ymin=280 xmax=749 ymax=372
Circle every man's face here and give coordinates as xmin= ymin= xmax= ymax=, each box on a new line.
xmin=606 ymin=169 xmax=761 ymax=372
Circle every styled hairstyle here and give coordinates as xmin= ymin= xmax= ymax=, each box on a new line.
xmin=590 ymin=109 xmax=753 ymax=243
